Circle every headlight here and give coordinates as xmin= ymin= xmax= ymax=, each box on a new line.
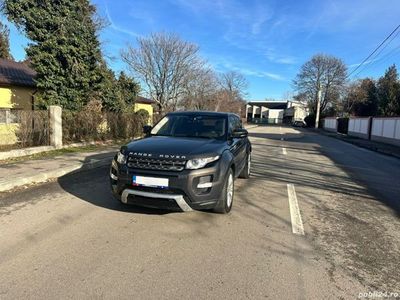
xmin=186 ymin=156 xmax=220 ymax=170
xmin=117 ymin=151 xmax=127 ymax=164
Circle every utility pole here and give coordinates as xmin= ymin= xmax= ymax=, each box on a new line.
xmin=315 ymin=82 xmax=322 ymax=129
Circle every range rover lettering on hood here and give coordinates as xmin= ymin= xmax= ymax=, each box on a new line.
xmin=129 ymin=152 xmax=187 ymax=159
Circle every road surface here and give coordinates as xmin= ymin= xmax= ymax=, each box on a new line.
xmin=1 ymin=126 xmax=399 ymax=299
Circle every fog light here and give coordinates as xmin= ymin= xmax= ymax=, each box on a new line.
xmin=197 ymin=176 xmax=212 ymax=188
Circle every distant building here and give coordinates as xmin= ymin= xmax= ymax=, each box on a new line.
xmin=0 ymin=59 xmax=37 ymax=145
xmin=0 ymin=59 xmax=37 ymax=112
xmin=245 ymin=100 xmax=308 ymax=124
xmin=134 ymin=96 xmax=155 ymax=125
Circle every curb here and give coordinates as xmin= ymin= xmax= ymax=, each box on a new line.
xmin=0 ymin=155 xmax=113 ymax=193
xmin=0 ymin=146 xmax=56 ymax=160
xmin=245 ymin=125 xmax=259 ymax=130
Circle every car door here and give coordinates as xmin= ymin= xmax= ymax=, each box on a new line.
xmin=229 ymin=115 xmax=246 ymax=176
xmin=234 ymin=116 xmax=247 ymax=170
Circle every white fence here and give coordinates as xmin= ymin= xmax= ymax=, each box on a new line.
xmin=371 ymin=117 xmax=400 ymax=146
xmin=348 ymin=117 xmax=370 ymax=139
xmin=323 ymin=117 xmax=337 ymax=131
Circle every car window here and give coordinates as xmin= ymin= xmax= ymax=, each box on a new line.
xmin=229 ymin=115 xmax=241 ymax=132
xmin=151 ymin=115 xmax=227 ymax=140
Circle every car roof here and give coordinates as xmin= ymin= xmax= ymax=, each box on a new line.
xmin=166 ymin=111 xmax=239 ymax=118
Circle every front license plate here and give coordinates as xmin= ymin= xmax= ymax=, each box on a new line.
xmin=132 ymin=176 xmax=169 ymax=188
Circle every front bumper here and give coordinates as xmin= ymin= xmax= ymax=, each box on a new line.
xmin=121 ymin=189 xmax=193 ymax=212
xmin=110 ymin=159 xmax=226 ymax=211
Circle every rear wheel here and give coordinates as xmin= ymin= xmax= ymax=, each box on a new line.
xmin=213 ymin=169 xmax=234 ymax=214
xmin=239 ymin=152 xmax=251 ymax=179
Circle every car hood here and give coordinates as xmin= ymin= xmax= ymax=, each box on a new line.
xmin=123 ymin=136 xmax=226 ymax=159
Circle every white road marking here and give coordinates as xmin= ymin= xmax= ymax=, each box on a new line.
xmin=281 ymin=137 xmax=284 ymax=141
xmin=286 ymin=184 xmax=305 ymax=235
xmin=282 ymin=148 xmax=287 ymax=155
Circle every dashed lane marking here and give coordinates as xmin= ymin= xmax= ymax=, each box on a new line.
xmin=282 ymin=148 xmax=287 ymax=155
xmin=286 ymin=184 xmax=305 ymax=235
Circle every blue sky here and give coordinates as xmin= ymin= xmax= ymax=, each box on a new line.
xmin=2 ymin=0 xmax=400 ymax=100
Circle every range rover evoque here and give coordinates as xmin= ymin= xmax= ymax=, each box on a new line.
xmin=110 ymin=111 xmax=251 ymax=213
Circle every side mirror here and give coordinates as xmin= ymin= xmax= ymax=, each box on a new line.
xmin=231 ymin=128 xmax=248 ymax=139
xmin=143 ymin=125 xmax=152 ymax=136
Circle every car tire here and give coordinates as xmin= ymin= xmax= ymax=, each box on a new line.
xmin=239 ymin=152 xmax=251 ymax=179
xmin=213 ymin=169 xmax=234 ymax=214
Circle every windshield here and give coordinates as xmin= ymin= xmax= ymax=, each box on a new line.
xmin=151 ymin=115 xmax=227 ymax=140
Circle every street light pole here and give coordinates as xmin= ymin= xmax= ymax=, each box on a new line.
xmin=315 ymin=82 xmax=322 ymax=129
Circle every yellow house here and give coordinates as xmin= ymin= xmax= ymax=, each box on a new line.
xmin=134 ymin=96 xmax=155 ymax=125
xmin=0 ymin=59 xmax=37 ymax=145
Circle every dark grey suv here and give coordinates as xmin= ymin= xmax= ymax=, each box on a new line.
xmin=110 ymin=111 xmax=252 ymax=213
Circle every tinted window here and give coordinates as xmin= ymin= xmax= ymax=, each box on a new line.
xmin=151 ymin=115 xmax=227 ymax=140
xmin=229 ymin=115 xmax=241 ymax=132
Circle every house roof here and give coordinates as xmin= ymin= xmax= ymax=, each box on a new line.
xmin=135 ymin=96 xmax=155 ymax=105
xmin=0 ymin=59 xmax=37 ymax=88
xmin=247 ymin=101 xmax=288 ymax=110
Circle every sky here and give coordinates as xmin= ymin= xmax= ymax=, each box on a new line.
xmin=2 ymin=0 xmax=400 ymax=100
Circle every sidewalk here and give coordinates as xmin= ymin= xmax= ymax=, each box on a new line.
xmin=315 ymin=129 xmax=400 ymax=159
xmin=0 ymin=146 xmax=118 ymax=192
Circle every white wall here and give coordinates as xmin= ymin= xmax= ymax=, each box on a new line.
xmin=294 ymin=106 xmax=308 ymax=121
xmin=371 ymin=117 xmax=400 ymax=146
xmin=261 ymin=106 xmax=268 ymax=118
xmin=268 ymin=109 xmax=284 ymax=119
xmin=323 ymin=118 xmax=337 ymax=131
xmin=348 ymin=118 xmax=369 ymax=135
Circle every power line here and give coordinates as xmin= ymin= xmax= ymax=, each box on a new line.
xmin=352 ymin=30 xmax=400 ymax=78
xmin=348 ymin=23 xmax=400 ymax=78
xmin=353 ymin=43 xmax=400 ymax=78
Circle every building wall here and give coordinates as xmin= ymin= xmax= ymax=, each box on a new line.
xmin=323 ymin=117 xmax=337 ymax=131
xmin=268 ymin=109 xmax=284 ymax=119
xmin=294 ymin=106 xmax=308 ymax=120
xmin=0 ymin=86 xmax=35 ymax=145
xmin=134 ymin=103 xmax=153 ymax=125
xmin=348 ymin=117 xmax=370 ymax=139
xmin=0 ymin=124 xmax=18 ymax=145
xmin=371 ymin=117 xmax=400 ymax=146
xmin=0 ymin=86 xmax=35 ymax=109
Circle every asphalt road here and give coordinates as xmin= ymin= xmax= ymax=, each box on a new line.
xmin=1 ymin=126 xmax=399 ymax=299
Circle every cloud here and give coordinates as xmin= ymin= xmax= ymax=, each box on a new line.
xmin=209 ymin=56 xmax=285 ymax=81
xmin=348 ymin=58 xmax=379 ymax=68
xmin=104 ymin=1 xmax=141 ymax=38
xmin=241 ymin=69 xmax=285 ymax=81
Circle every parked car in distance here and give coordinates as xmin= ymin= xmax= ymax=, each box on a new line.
xmin=292 ymin=120 xmax=307 ymax=128
xmin=110 ymin=111 xmax=252 ymax=214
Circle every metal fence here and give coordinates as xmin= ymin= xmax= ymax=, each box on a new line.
xmin=62 ymin=110 xmax=148 ymax=144
xmin=249 ymin=117 xmax=283 ymax=124
xmin=0 ymin=109 xmax=50 ymax=150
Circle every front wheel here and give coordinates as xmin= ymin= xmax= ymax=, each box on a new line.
xmin=239 ymin=152 xmax=251 ymax=179
xmin=213 ymin=169 xmax=234 ymax=214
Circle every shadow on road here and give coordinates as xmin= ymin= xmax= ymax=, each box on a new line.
xmin=57 ymin=152 xmax=173 ymax=215
xmin=249 ymin=127 xmax=400 ymax=217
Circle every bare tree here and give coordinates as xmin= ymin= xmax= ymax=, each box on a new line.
xmin=121 ymin=32 xmax=205 ymax=113
xmin=293 ymin=54 xmax=347 ymax=115
xmin=181 ymin=67 xmax=218 ymax=110
xmin=215 ymin=71 xmax=248 ymax=112
xmin=219 ymin=71 xmax=248 ymax=98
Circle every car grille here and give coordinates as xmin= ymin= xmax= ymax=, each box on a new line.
xmin=126 ymin=195 xmax=181 ymax=210
xmin=127 ymin=156 xmax=186 ymax=171
xmin=130 ymin=186 xmax=185 ymax=195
